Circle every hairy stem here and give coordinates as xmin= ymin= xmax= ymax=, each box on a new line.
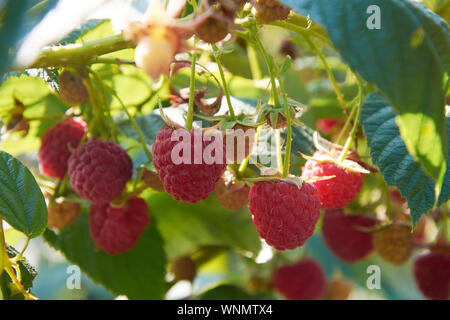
xmin=22 ymin=34 xmax=134 ymax=70
xmin=186 ymin=53 xmax=197 ymax=131
xmin=212 ymin=44 xmax=236 ymax=120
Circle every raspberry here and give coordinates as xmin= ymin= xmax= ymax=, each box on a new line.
xmin=152 ymin=128 xmax=226 ymax=203
xmin=301 ymin=151 xmax=364 ymax=208
xmin=253 ymin=0 xmax=290 ymax=24
xmin=373 ymin=223 xmax=413 ymax=265
xmin=224 ymin=124 xmax=255 ymax=163
xmin=47 ymin=200 xmax=81 ymax=229
xmin=414 ymin=252 xmax=450 ymax=300
xmin=195 ymin=17 xmax=229 ymax=43
xmin=142 ymin=168 xmax=164 ymax=192
xmin=170 ymin=256 xmax=197 ymax=282
xmin=38 ymin=118 xmax=87 ymax=179
xmin=68 ymin=139 xmax=132 ymax=203
xmin=248 ymin=181 xmax=321 ymax=250
xmin=89 ymin=197 xmax=150 ymax=255
xmin=322 ymin=209 xmax=377 ymax=263
xmin=215 ymin=170 xmax=250 ymax=210
xmin=316 ymin=118 xmax=340 ymax=135
xmin=324 ymin=277 xmax=353 ymax=300
xmin=59 ymin=69 xmax=89 ymax=105
xmin=273 ymin=258 xmax=326 ymax=300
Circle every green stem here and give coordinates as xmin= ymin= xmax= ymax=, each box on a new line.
xmin=338 ymin=90 xmax=363 ymax=162
xmin=212 ymin=44 xmax=236 ymax=120
xmin=186 ymin=53 xmax=197 ymax=131
xmin=275 ymin=129 xmax=284 ymax=173
xmin=22 ymin=34 xmax=134 ymax=70
xmin=280 ymin=82 xmax=292 ymax=178
xmin=247 ymin=42 xmax=262 ymax=80
xmin=335 ymin=97 xmax=359 ymax=145
xmin=301 ymin=33 xmax=348 ymax=115
xmin=90 ymin=70 xmax=119 ymax=143
xmin=83 ymin=76 xmax=108 ymax=139
xmin=251 ymin=28 xmax=281 ymax=108
xmin=112 ymin=92 xmax=153 ymax=162
xmin=271 ymin=20 xmax=331 ymax=47
xmin=238 ymin=125 xmax=263 ymax=176
xmin=10 ymin=237 xmax=30 ymax=263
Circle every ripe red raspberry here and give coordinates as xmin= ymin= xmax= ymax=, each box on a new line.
xmin=414 ymin=252 xmax=450 ymax=300
xmin=316 ymin=118 xmax=340 ymax=135
xmin=373 ymin=223 xmax=413 ymax=265
xmin=248 ymin=181 xmax=321 ymax=250
xmin=301 ymin=151 xmax=364 ymax=208
xmin=68 ymin=139 xmax=132 ymax=203
xmin=89 ymin=197 xmax=150 ymax=255
xmin=273 ymin=258 xmax=327 ymax=300
xmin=152 ymin=128 xmax=227 ymax=203
xmin=38 ymin=118 xmax=87 ymax=179
xmin=322 ymin=209 xmax=377 ymax=263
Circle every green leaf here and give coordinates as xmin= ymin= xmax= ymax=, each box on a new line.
xmin=146 ymin=192 xmax=261 ymax=259
xmin=281 ymin=0 xmax=448 ymax=187
xmin=437 ymin=116 xmax=450 ymax=206
xmin=43 ymin=206 xmax=167 ymax=299
xmin=197 ymin=284 xmax=256 ymax=300
xmin=360 ymin=92 xmax=447 ymax=224
xmin=0 ymin=151 xmax=47 ymax=238
xmin=116 ymin=113 xmax=165 ymax=146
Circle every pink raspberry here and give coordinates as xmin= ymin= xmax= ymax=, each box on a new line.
xmin=273 ymin=258 xmax=327 ymax=300
xmin=68 ymin=139 xmax=132 ymax=203
xmin=152 ymin=128 xmax=226 ymax=203
xmin=248 ymin=181 xmax=321 ymax=250
xmin=322 ymin=209 xmax=377 ymax=263
xmin=301 ymin=151 xmax=364 ymax=208
xmin=89 ymin=197 xmax=150 ymax=255
xmin=414 ymin=252 xmax=450 ymax=300
xmin=38 ymin=118 xmax=86 ymax=179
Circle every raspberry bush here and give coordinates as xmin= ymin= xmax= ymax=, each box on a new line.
xmin=0 ymin=0 xmax=448 ymax=302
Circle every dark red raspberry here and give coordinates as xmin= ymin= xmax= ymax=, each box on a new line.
xmin=301 ymin=151 xmax=364 ymax=208
xmin=68 ymin=139 xmax=132 ymax=203
xmin=152 ymin=128 xmax=227 ymax=203
xmin=89 ymin=197 xmax=150 ymax=255
xmin=414 ymin=252 xmax=450 ymax=300
xmin=248 ymin=181 xmax=321 ymax=250
xmin=38 ymin=118 xmax=86 ymax=179
xmin=322 ymin=209 xmax=377 ymax=263
xmin=316 ymin=118 xmax=340 ymax=135
xmin=273 ymin=258 xmax=327 ymax=300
